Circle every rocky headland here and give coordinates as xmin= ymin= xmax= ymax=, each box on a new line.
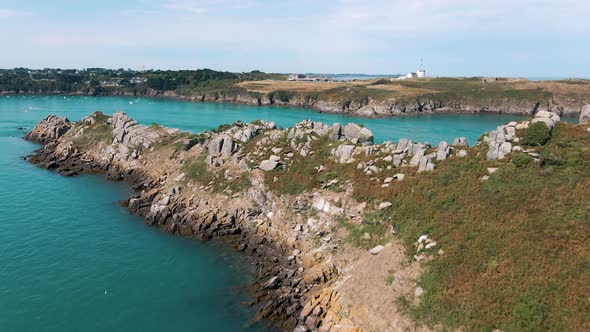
xmin=24 ymin=108 xmax=590 ymax=331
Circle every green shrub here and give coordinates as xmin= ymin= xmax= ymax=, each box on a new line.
xmin=511 ymin=153 xmax=533 ymax=168
xmin=540 ymin=152 xmax=564 ymax=167
xmin=522 ymin=122 xmax=551 ymax=146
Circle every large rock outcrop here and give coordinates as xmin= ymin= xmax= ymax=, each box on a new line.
xmin=24 ymin=115 xmax=71 ymax=144
xmin=484 ymin=111 xmax=561 ymax=160
xmin=111 ymin=111 xmax=178 ymax=148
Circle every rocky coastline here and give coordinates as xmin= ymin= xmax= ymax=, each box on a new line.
xmin=22 ymin=107 xmax=586 ymax=331
xmin=24 ymin=113 xmax=356 ymax=331
xmin=3 ymin=87 xmax=586 ymax=119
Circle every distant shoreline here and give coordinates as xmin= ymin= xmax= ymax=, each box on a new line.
xmin=1 ymin=88 xmax=583 ymax=120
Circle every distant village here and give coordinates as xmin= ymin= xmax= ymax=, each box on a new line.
xmin=20 ymin=68 xmax=148 ymax=87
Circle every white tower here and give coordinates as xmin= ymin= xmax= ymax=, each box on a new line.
xmin=417 ymin=58 xmax=426 ymax=78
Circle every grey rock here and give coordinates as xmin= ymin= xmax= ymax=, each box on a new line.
xmin=436 ymin=141 xmax=450 ymax=161
xmin=409 ymin=148 xmax=425 ymax=166
xmin=219 ymin=135 xmax=235 ymax=158
xmin=259 ymin=160 xmax=279 ymax=171
xmin=25 ymin=115 xmax=72 ymax=144
xmin=486 ymin=142 xmax=499 ymax=160
xmin=331 ymin=123 xmax=342 ymax=140
xmin=395 ymin=139 xmax=410 ymax=154
xmin=495 ymin=126 xmax=506 ymax=143
xmin=369 ymin=245 xmax=385 ymax=255
xmin=343 ymin=123 xmax=374 ymax=144
xmin=378 ymin=202 xmax=392 ymax=210
xmin=263 ymin=276 xmax=280 ymax=289
xmin=452 ymin=137 xmax=469 ymax=147
xmin=333 ymin=144 xmax=356 ymax=163
xmin=498 ymin=142 xmax=512 ymax=158
xmin=393 ymin=154 xmax=404 ymax=166
xmin=580 ymin=104 xmax=590 ymax=124
xmin=418 ymin=154 xmax=435 ymax=172
xmin=207 ymin=136 xmax=224 ymax=157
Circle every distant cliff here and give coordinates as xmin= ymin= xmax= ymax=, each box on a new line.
xmin=4 ymin=77 xmax=590 ymax=119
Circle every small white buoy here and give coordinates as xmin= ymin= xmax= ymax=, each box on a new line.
xmin=104 ymin=289 xmax=108 ymax=295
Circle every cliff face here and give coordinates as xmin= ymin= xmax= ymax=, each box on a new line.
xmin=23 ymin=110 xmax=589 ymax=331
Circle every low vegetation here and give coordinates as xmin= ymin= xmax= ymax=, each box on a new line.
xmin=381 ymin=122 xmax=590 ymax=331
xmin=259 ymin=120 xmax=588 ymax=330
xmin=263 ymin=135 xmax=339 ymax=194
xmin=182 ymin=156 xmax=251 ymax=193
xmin=71 ymin=113 xmax=112 ymax=149
xmin=522 ymin=121 xmax=552 ymax=146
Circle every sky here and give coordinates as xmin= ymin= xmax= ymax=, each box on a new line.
xmin=0 ymin=0 xmax=589 ymax=77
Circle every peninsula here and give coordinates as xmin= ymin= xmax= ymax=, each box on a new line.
xmin=24 ymin=106 xmax=590 ymax=331
xmin=3 ymin=67 xmax=590 ymax=118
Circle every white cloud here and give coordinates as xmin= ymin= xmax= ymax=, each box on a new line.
xmin=1 ymin=0 xmax=589 ymax=75
xmin=0 ymin=8 xmax=31 ymax=18
xmin=160 ymin=0 xmax=257 ymax=14
xmin=162 ymin=1 xmax=205 ymax=14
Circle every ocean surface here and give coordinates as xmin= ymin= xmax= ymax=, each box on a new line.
xmin=1 ymin=95 xmax=526 ymax=144
xmin=0 ymin=95 xmax=527 ymax=331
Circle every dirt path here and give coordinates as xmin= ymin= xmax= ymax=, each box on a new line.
xmin=334 ymin=241 xmax=432 ymax=332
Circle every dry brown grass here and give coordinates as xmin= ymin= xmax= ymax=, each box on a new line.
xmin=511 ymin=81 xmax=590 ymax=94
xmin=365 ymin=83 xmax=440 ymax=96
xmin=236 ymin=79 xmax=365 ymax=94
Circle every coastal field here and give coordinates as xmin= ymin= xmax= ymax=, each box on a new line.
xmin=237 ymin=77 xmax=590 ymax=103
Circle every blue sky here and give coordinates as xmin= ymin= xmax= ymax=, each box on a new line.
xmin=1 ymin=0 xmax=589 ymax=77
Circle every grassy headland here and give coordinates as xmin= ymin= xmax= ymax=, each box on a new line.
xmin=2 ymin=68 xmax=589 ymax=117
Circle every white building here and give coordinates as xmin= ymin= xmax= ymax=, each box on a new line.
xmin=417 ymin=69 xmax=426 ymax=78
xmin=130 ymin=77 xmax=147 ymax=84
xmin=406 ymin=72 xmax=417 ymax=78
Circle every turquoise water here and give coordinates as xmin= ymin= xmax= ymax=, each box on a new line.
xmin=0 ymin=116 xmax=259 ymax=330
xmin=0 ymin=95 xmax=528 ymax=331
xmin=1 ymin=95 xmax=527 ymax=144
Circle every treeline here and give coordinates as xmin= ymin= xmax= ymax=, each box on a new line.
xmin=0 ymin=68 xmax=284 ymax=95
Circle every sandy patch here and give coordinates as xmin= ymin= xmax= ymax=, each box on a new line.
xmin=334 ymin=241 xmax=432 ymax=332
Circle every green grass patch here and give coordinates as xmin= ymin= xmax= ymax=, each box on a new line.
xmin=182 ymin=155 xmax=251 ymax=193
xmin=335 ymin=214 xmax=387 ymax=248
xmin=72 ymin=113 xmax=112 ymax=149
xmin=264 ymin=135 xmax=345 ymax=194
